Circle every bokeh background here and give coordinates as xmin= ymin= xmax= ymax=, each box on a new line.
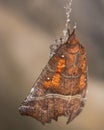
xmin=0 ymin=0 xmax=104 ymax=130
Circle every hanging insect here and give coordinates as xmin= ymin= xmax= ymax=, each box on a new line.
xmin=19 ymin=0 xmax=88 ymax=125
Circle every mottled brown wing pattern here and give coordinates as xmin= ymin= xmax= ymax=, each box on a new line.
xmin=19 ymin=31 xmax=88 ymax=125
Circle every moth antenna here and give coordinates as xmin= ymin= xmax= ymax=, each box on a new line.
xmin=70 ymin=22 xmax=77 ymax=37
xmin=63 ymin=0 xmax=73 ymax=42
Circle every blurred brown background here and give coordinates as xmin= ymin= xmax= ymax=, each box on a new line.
xmin=0 ymin=0 xmax=104 ymax=130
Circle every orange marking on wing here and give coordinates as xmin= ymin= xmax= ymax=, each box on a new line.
xmin=44 ymin=80 xmax=51 ymax=89
xmin=81 ymin=62 xmax=86 ymax=72
xmin=56 ymin=59 xmax=65 ymax=72
xmin=44 ymin=73 xmax=61 ymax=89
xmin=52 ymin=73 xmax=61 ymax=88
xmin=80 ymin=56 xmax=87 ymax=72
xmin=44 ymin=59 xmax=65 ymax=89
xmin=79 ymin=74 xmax=86 ymax=90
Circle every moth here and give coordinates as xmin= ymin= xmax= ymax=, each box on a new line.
xmin=19 ymin=0 xmax=88 ymax=125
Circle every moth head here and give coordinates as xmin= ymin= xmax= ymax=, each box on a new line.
xmin=66 ymin=28 xmax=79 ymax=45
